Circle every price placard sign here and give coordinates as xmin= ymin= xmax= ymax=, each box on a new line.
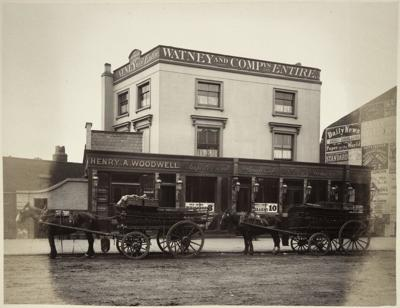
xmin=185 ymin=202 xmax=215 ymax=212
xmin=254 ymin=203 xmax=278 ymax=214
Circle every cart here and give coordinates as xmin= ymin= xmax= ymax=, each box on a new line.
xmin=112 ymin=199 xmax=214 ymax=260
xmin=240 ymin=202 xmax=371 ymax=256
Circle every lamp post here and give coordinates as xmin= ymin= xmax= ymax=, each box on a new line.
xmin=176 ymin=178 xmax=183 ymax=208
xmin=155 ymin=178 xmax=162 ymax=201
xmin=305 ymin=184 xmax=312 ymax=203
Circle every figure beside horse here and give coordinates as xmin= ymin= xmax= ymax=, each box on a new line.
xmin=16 ymin=202 xmax=99 ymax=259
xmin=220 ymin=209 xmax=285 ymax=255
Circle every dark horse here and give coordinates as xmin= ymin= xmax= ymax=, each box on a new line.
xmin=220 ymin=209 xmax=281 ymax=255
xmin=16 ymin=202 xmax=96 ymax=259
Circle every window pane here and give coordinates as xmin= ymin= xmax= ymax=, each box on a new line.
xmin=197 ymin=81 xmax=221 ymax=108
xmin=208 ymin=93 xmax=219 ymax=106
xmin=138 ymin=82 xmax=150 ymax=109
xmin=198 ymin=82 xmax=209 ymax=91
xmin=274 ymin=90 xmax=295 ymax=115
xmin=198 ymin=93 xmax=208 ymax=105
xmin=197 ymin=127 xmax=220 ymax=157
xmin=208 ymin=84 xmax=220 ymax=92
xmin=118 ymin=91 xmax=129 ymax=115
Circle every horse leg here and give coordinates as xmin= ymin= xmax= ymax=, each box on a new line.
xmin=48 ymin=231 xmax=57 ymax=259
xmin=86 ymin=232 xmax=95 ymax=257
xmin=272 ymin=232 xmax=281 ymax=255
xmin=248 ymin=237 xmax=254 ymax=255
xmin=243 ymin=235 xmax=249 ymax=255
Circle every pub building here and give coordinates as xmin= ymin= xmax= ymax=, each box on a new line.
xmin=84 ymin=123 xmax=371 ymax=218
xmin=84 ymin=45 xmax=371 ymax=219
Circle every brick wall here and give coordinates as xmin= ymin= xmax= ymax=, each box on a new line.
xmin=91 ymin=131 xmax=142 ymax=153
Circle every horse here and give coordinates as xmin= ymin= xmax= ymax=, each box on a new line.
xmin=220 ymin=209 xmax=282 ymax=255
xmin=16 ymin=202 xmax=97 ymax=259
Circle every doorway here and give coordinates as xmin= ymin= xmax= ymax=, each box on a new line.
xmin=160 ymin=185 xmax=176 ymax=208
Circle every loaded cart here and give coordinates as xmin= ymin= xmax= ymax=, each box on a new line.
xmin=241 ymin=202 xmax=371 ymax=256
xmin=111 ymin=195 xmax=216 ymax=259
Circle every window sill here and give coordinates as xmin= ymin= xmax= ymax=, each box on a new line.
xmin=272 ymin=113 xmax=297 ymax=119
xmin=136 ymin=106 xmax=151 ymax=113
xmin=195 ymin=105 xmax=224 ymax=112
xmin=116 ymin=113 xmax=129 ymax=120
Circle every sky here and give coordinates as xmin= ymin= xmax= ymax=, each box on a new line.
xmin=1 ymin=0 xmax=398 ymax=163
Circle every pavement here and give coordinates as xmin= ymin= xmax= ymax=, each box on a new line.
xmin=3 ymin=236 xmax=396 ymax=255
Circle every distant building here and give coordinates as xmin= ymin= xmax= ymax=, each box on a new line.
xmin=321 ymin=87 xmax=396 ymax=236
xmin=3 ymin=146 xmax=84 ymax=238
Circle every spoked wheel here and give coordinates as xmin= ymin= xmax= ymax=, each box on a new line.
xmin=156 ymin=229 xmax=168 ymax=253
xmin=339 ymin=220 xmax=370 ymax=254
xmin=329 ymin=238 xmax=341 ymax=254
xmin=166 ymin=220 xmax=204 ymax=258
xmin=290 ymin=235 xmax=309 ymax=254
xmin=308 ymin=232 xmax=331 ymax=256
xmin=121 ymin=231 xmax=150 ymax=260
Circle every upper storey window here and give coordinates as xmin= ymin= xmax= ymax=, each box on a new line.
xmin=196 ymin=80 xmax=223 ymax=110
xmin=117 ymin=91 xmax=129 ymax=116
xmin=137 ymin=80 xmax=151 ymax=111
xmin=273 ymin=89 xmax=297 ymax=117
xmin=197 ymin=127 xmax=220 ymax=157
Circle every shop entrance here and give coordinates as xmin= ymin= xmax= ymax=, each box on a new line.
xmin=160 ymin=185 xmax=176 ymax=207
xmin=237 ymin=177 xmax=251 ymax=212
xmin=284 ymin=179 xmax=304 ymax=207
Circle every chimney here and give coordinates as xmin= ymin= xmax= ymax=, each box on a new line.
xmin=101 ymin=63 xmax=114 ymax=131
xmin=53 ymin=146 xmax=68 ymax=162
xmin=85 ymin=122 xmax=92 ymax=150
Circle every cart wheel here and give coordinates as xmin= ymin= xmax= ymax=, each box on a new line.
xmin=339 ymin=220 xmax=370 ymax=254
xmin=116 ymin=238 xmax=123 ymax=255
xmin=101 ymin=238 xmax=110 ymax=253
xmin=156 ymin=229 xmax=168 ymax=253
xmin=290 ymin=235 xmax=309 ymax=254
xmin=329 ymin=238 xmax=341 ymax=254
xmin=308 ymin=233 xmax=331 ymax=256
xmin=121 ymin=231 xmax=150 ymax=260
xmin=167 ymin=220 xmax=204 ymax=258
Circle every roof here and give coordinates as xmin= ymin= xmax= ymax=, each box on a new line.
xmin=2 ymin=156 xmax=84 ymax=193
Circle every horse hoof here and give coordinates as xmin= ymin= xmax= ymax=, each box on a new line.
xmin=85 ymin=253 xmax=95 ymax=258
xmin=49 ymin=254 xmax=57 ymax=259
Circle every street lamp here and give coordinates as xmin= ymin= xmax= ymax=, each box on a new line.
xmin=253 ymin=182 xmax=260 ymax=194
xmin=305 ymin=184 xmax=312 ymax=202
xmin=155 ymin=178 xmax=162 ymax=190
xmin=234 ymin=180 xmax=241 ymax=192
xmin=176 ymin=178 xmax=183 ymax=191
xmin=282 ymin=183 xmax=288 ymax=195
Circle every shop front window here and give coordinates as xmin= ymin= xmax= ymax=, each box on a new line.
xmin=308 ymin=180 xmax=328 ymax=203
xmin=186 ymin=176 xmax=216 ymax=203
xmin=255 ymin=178 xmax=279 ymax=203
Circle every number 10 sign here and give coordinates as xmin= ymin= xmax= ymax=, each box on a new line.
xmin=254 ymin=203 xmax=278 ymax=213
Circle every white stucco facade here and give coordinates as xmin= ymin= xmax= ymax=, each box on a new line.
xmin=104 ymin=46 xmax=322 ymax=163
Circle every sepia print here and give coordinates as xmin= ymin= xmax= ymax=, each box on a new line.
xmin=2 ymin=1 xmax=397 ymax=306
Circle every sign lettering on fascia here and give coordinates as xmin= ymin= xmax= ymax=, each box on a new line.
xmin=114 ymin=48 xmax=160 ymax=82
xmin=160 ymin=46 xmax=320 ymax=81
xmin=88 ymin=157 xmax=180 ymax=169
xmin=113 ymin=46 xmax=321 ymax=83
